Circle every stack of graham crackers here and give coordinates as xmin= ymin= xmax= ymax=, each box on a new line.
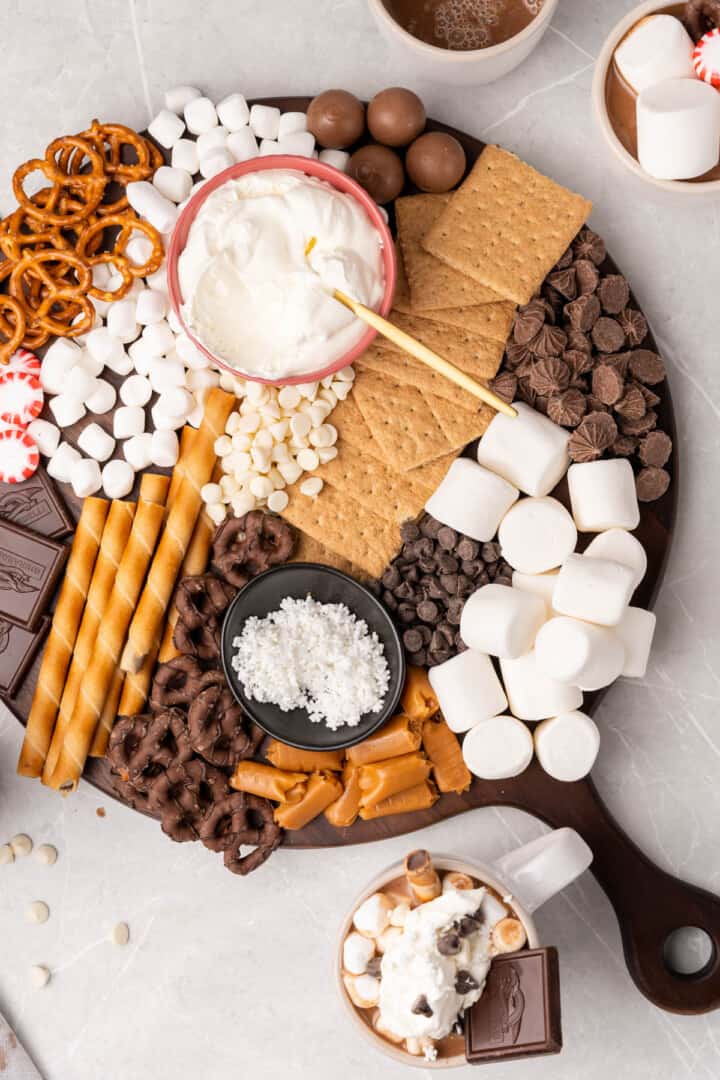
xmin=286 ymin=146 xmax=592 ymax=581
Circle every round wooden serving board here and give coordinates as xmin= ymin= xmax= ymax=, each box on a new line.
xmin=7 ymin=99 xmax=720 ymax=1015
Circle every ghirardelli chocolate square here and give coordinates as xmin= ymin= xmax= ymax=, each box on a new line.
xmin=465 ymin=947 xmax=562 ymax=1064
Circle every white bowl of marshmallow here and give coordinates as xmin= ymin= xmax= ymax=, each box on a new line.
xmin=593 ymin=0 xmax=720 ymax=191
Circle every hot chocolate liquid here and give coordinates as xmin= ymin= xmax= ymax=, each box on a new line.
xmin=381 ymin=0 xmax=543 ymax=50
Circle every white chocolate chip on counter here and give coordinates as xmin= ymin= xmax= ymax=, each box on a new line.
xmin=26 ymin=901 xmax=50 ymax=924
xmin=29 ymin=965 xmax=51 ymax=989
xmin=10 ymin=834 xmax=32 ymax=857
xmin=34 ymin=844 xmax=58 ymax=866
xmin=111 ymin=922 xmax=130 ymax=946
xmin=0 ymin=843 xmax=14 ymax=865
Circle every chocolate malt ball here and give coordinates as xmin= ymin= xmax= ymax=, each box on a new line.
xmin=406 ymin=131 xmax=466 ymax=193
xmin=368 ymin=87 xmax=426 ymax=147
xmin=306 ymin=89 xmax=365 ymax=149
xmin=348 ymin=144 xmax=405 ymax=203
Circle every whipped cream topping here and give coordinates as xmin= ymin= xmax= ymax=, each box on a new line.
xmin=378 ymin=887 xmax=493 ymax=1040
xmin=178 ymin=169 xmax=385 ymax=378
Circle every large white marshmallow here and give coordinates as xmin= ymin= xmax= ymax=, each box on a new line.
xmin=614 ymin=14 xmax=694 ymax=94
xmin=568 ymin=459 xmax=640 ymax=532
xmin=614 ymin=606 xmax=656 ymax=678
xmin=511 ymin=571 xmax=559 ymax=617
xmin=637 ymin=78 xmax=720 ymax=181
xmin=498 ymin=496 xmax=577 ymax=574
xmin=460 ymin=583 xmax=546 ymax=660
xmin=535 ymin=616 xmax=625 ymax=691
xmin=553 ymin=553 xmax=635 ymax=627
xmin=476 ymin=401 xmax=570 ymax=497
xmin=425 ymin=458 xmax=518 ymax=542
xmin=499 ymin=651 xmax=583 ymax=722
xmin=584 ymin=528 xmax=647 ymax=590
xmin=534 ymin=711 xmax=600 ymax=782
xmin=462 ymin=715 xmax=534 ymax=780
xmin=428 ymin=649 xmax=507 ymax=733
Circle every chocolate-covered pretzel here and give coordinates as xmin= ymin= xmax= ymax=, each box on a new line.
xmin=109 ymin=769 xmax=152 ymax=814
xmin=219 ymin=793 xmax=282 ymax=875
xmin=150 ymin=655 xmax=225 ymax=711
xmin=147 ymin=758 xmax=228 ymax=841
xmin=173 ymin=616 xmax=221 ymax=663
xmin=211 ymin=510 xmax=295 ymax=589
xmin=199 ymin=791 xmax=252 ymax=853
xmin=188 ymin=685 xmax=263 ymax=766
xmin=120 ymin=710 xmax=193 ymax=791
xmin=175 ymin=574 xmax=235 ymax=630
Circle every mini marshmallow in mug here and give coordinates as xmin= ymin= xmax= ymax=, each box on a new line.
xmin=425 ymin=458 xmax=519 ymax=542
xmin=614 ymin=14 xmax=694 ymax=94
xmin=462 ymin=714 xmax=534 ymax=780
xmin=584 ymin=528 xmax=647 ymax=590
xmin=534 ymin=616 xmax=625 ymax=691
xmin=498 ymin=496 xmax=577 ymax=575
xmin=568 ymin=458 xmax=640 ymax=532
xmin=553 ymin=552 xmax=635 ymax=627
xmin=460 ymin=583 xmax=546 ymax=660
xmin=614 ymin=606 xmax=656 ymax=678
xmin=534 ymin=711 xmax=600 ymax=783
xmin=511 ymin=570 xmax=559 ymax=618
xmin=476 ymin=401 xmax=570 ymax=497
xmin=428 ymin=649 xmax=508 ymax=734
xmin=499 ymin=650 xmax=583 ymax=722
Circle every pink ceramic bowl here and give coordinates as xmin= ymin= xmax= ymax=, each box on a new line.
xmin=166 ymin=155 xmax=397 ymax=386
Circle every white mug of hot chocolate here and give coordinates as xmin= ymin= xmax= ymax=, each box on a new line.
xmin=367 ymin=0 xmax=559 ymax=85
xmin=336 ymin=827 xmax=592 ymax=1068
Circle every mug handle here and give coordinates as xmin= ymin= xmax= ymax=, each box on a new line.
xmin=493 ymin=827 xmax=593 ymax=913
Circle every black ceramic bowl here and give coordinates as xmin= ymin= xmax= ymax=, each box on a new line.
xmin=220 ymin=562 xmax=405 ymax=751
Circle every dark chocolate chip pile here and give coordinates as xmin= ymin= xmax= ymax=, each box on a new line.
xmin=491 ymin=227 xmax=672 ymax=503
xmin=381 ymin=513 xmax=512 ymax=668
xmin=108 ymin=511 xmax=293 ymax=876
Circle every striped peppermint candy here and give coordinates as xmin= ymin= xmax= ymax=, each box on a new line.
xmin=0 ymin=428 xmax=39 ymax=483
xmin=693 ymin=28 xmax=720 ymax=89
xmin=0 ymin=370 xmax=43 ymax=426
xmin=9 ymin=348 xmax=41 ymax=377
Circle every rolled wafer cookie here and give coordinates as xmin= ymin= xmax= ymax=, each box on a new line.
xmin=89 ymin=668 xmax=124 ymax=758
xmin=17 ymin=497 xmax=109 ymax=778
xmin=121 ymin=389 xmax=234 ymax=673
xmin=43 ymin=499 xmax=136 ymax=784
xmin=167 ymin=425 xmax=196 ymax=506
xmin=47 ymin=491 xmax=166 ymax=791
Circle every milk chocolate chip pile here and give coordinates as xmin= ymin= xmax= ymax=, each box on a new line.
xmin=495 ymin=227 xmax=672 ymax=503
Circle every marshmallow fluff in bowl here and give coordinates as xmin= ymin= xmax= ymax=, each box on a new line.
xmin=177 ymin=168 xmax=386 ymax=379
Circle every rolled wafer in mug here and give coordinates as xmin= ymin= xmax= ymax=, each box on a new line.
xmin=273 ymin=771 xmax=343 ymax=830
xmin=230 ymin=761 xmax=307 ymax=802
xmin=17 ymin=497 xmax=109 ymax=778
xmin=47 ymin=490 xmax=166 ymax=791
xmin=121 ymin=389 xmax=235 ymax=673
xmin=89 ymin=667 xmax=124 ymax=758
xmin=43 ymin=499 xmax=136 ymax=783
xmin=403 ymin=848 xmax=442 ymax=902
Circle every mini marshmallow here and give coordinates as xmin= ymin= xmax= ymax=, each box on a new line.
xmin=184 ymin=96 xmax=218 ymax=134
xmin=428 ymin=649 xmax=508 ymax=733
xmin=568 ymin=459 xmax=640 ymax=532
xmin=278 ymin=131 xmax=316 ymax=157
xmin=153 ymin=165 xmax=193 ymax=204
xmin=553 ymin=553 xmax=635 ymax=627
xmin=614 ymin=14 xmax=694 ymax=94
xmin=142 ymin=320 xmax=176 ymax=356
xmin=584 ymin=528 xmax=647 ymax=590
xmin=147 ymin=109 xmax=185 ymax=149
xmin=164 ymin=85 xmax=201 ymax=114
xmin=145 ymin=265 xmax=168 ymax=291
xmin=135 ymin=288 xmax=168 ymax=326
xmin=227 ymin=127 xmax=259 ymax=162
xmin=123 ymin=433 xmax=154 ymax=471
xmin=101 ymin=459 xmax=134 ymax=499
xmin=86 ymin=327 xmax=127 ymax=370
xmin=171 ymin=138 xmax=200 ymax=174
xmin=637 ymin=77 xmax=720 ymax=180
xmin=200 ymin=147 xmax=235 ymax=179
xmin=498 ymin=495 xmax=577 ymax=575
xmin=125 ymin=234 xmax=154 ymax=269
xmin=376 ymin=927 xmax=403 ymax=954
xmin=259 ymin=140 xmax=281 ymax=157
xmin=151 ymin=403 xmax=185 ymax=431
xmin=86 ymin=379 xmax=116 ymax=415
xmin=126 ymin=181 xmax=179 ymax=235
xmin=149 ymin=358 xmax=186 ymax=393
xmin=40 ymin=338 xmax=82 ymax=393
xmin=47 ymin=442 xmax=81 ymax=483
xmin=462 ymin=714 xmax=534 ymax=780
xmin=217 ymin=92 xmax=250 ymax=131
xmin=113 ymin=405 xmax=145 ymax=440
xmin=196 ymin=126 xmax=228 ymax=157
xmin=278 ymin=111 xmax=307 ymax=138
xmin=344 ymin=974 xmax=380 ymax=1009
xmin=27 ymin=418 xmax=60 ymax=457
xmin=534 ymin=711 xmax=600 ymax=782
xmin=77 ymin=422 xmax=115 ymax=462
xmin=460 ymin=583 xmax=546 ymax=660
xmin=175 ymin=333 xmax=208 ymax=369
xmin=150 ymin=429 xmax=180 ymax=467
xmin=535 ymin=616 xmax=625 ymax=691
xmin=343 ymin=931 xmax=375 ymax=975
xmin=250 ymin=104 xmax=281 ymax=140
xmin=511 ymin=571 xmax=559 ymax=617
xmin=476 ymin=401 xmax=570 ymax=497
xmin=70 ymin=457 xmax=102 ymax=498
xmin=425 ymin=458 xmax=519 ymax=542
xmin=76 ymin=346 xmax=104 ymax=378
xmin=120 ymin=374 xmax=152 ymax=407
xmin=106 ymin=299 xmax=140 ymax=345
xmin=319 ymin=148 xmax=350 ymax=172
xmin=353 ymin=893 xmax=392 ymax=938
xmin=49 ymin=394 xmax=86 ymax=428
xmin=499 ymin=651 xmax=583 ymax=722
xmin=614 ymin=607 xmax=656 ymax=678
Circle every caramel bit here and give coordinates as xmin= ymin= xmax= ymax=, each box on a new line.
xmin=568 ymin=411 xmax=618 ymax=463
xmin=513 ymin=299 xmax=546 ymax=345
xmin=488 ymin=370 xmax=517 ymax=404
xmin=639 ymin=430 xmax=672 ymax=468
xmin=529 ymin=358 xmax=570 ymax=397
xmin=614 ymin=385 xmax=647 ymax=421
xmin=546 ymin=267 xmax=577 ymax=300
xmin=574 ymin=259 xmax=600 ymax=297
xmin=629 ymin=349 xmax=666 ymax=386
xmin=572 ymin=226 xmax=606 ymax=266
xmin=617 ymin=307 xmax=648 ymax=346
xmin=591 ymin=363 xmax=625 ymax=406
xmin=547 ymin=388 xmax=587 ymax=428
xmin=96 ymin=807 xmax=106 ymax=818
xmin=636 ymin=466 xmax=671 ymax=502
xmin=531 ymin=324 xmax=567 ymax=359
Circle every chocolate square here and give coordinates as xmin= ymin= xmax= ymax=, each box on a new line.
xmin=0 ymin=520 xmax=68 ymax=631
xmin=0 ymin=469 xmax=73 ymax=539
xmin=0 ymin=616 xmax=50 ymax=697
xmin=465 ymin=947 xmax=562 ymax=1065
